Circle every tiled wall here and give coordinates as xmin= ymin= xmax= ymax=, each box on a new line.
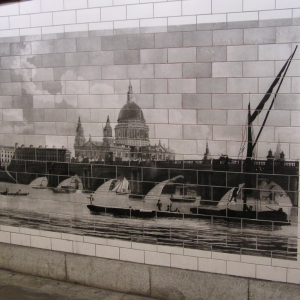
xmin=0 ymin=0 xmax=300 ymax=285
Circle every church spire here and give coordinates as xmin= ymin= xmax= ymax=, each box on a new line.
xmin=203 ymin=140 xmax=212 ymax=161
xmin=127 ymin=80 xmax=133 ymax=103
xmin=74 ymin=117 xmax=86 ymax=146
xmin=103 ymin=115 xmax=112 ymax=138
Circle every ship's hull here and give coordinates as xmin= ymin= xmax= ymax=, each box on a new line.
xmin=87 ymin=204 xmax=288 ymax=225
xmin=0 ymin=191 xmax=29 ymax=196
xmin=190 ymin=207 xmax=290 ymax=225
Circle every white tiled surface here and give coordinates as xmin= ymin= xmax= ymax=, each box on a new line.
xmin=0 ymin=0 xmax=297 ymax=35
xmin=0 ymin=222 xmax=298 ymax=283
xmin=0 ymin=0 xmax=299 ymax=287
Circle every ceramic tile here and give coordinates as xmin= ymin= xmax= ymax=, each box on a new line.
xmin=0 ymin=14 xmax=299 ymax=284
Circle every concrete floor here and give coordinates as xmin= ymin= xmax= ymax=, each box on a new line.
xmin=0 ymin=269 xmax=158 ymax=300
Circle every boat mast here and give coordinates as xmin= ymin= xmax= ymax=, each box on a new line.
xmin=242 ymin=46 xmax=298 ymax=212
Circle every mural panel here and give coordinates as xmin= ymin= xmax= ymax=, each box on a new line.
xmin=0 ymin=23 xmax=299 ymax=261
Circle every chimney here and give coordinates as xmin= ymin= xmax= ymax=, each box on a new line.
xmin=15 ymin=143 xmax=18 ymax=149
xmin=30 ymin=145 xmax=33 ymax=148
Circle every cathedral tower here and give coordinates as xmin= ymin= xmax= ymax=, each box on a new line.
xmin=74 ymin=117 xmax=86 ymax=147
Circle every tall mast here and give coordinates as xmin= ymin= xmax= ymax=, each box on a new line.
xmin=242 ymin=46 xmax=297 ymax=211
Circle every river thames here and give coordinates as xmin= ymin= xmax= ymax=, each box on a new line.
xmin=0 ymin=181 xmax=297 ymax=260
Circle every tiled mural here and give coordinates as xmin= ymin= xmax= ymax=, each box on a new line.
xmin=0 ymin=8 xmax=299 ymax=269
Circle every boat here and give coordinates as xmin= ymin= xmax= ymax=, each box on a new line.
xmin=0 ymin=189 xmax=29 ymax=196
xmin=30 ymin=177 xmax=48 ymax=189
xmin=87 ymin=205 xmax=156 ymax=218
xmin=52 ymin=175 xmax=82 ymax=194
xmin=170 ymin=184 xmax=197 ymax=203
xmin=190 ymin=46 xmax=298 ymax=225
xmin=112 ymin=177 xmax=131 ymax=195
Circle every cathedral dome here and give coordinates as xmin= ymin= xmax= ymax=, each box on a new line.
xmin=118 ymin=101 xmax=145 ymax=122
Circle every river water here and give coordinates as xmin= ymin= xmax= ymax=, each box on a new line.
xmin=0 ymin=182 xmax=297 ymax=260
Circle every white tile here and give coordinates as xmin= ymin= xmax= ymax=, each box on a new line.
xmin=51 ymin=238 xmax=73 ymax=252
xmin=74 ymin=241 xmax=96 ymax=256
xmin=61 ymin=233 xmax=84 ymax=242
xmin=0 ymin=29 xmax=20 ymax=38
xmin=228 ymin=12 xmax=258 ymax=22
xmin=53 ymin=10 xmax=76 ymax=25
xmin=42 ymin=26 xmax=64 ymax=35
xmin=40 ymin=230 xmax=62 ymax=239
xmin=272 ymin=258 xmax=300 ymax=269
xmin=140 ymin=17 xmax=167 ymax=29
xmin=256 ymin=265 xmax=287 ymax=282
xmin=198 ymin=257 xmax=227 ymax=274
xmin=212 ymin=0 xmax=242 ymax=13
xmin=140 ymin=0 xmax=165 ymax=2
xmin=101 ymin=6 xmax=126 ymax=21
xmin=0 ymin=2 xmax=19 ymax=16
xmin=0 ymin=231 xmax=10 ymax=243
xmin=168 ymin=16 xmax=196 ymax=26
xmin=243 ymin=0 xmax=275 ymax=11
xmin=31 ymin=236 xmax=51 ymax=250
xmin=169 ymin=109 xmax=197 ymax=124
xmin=0 ymin=17 xmax=9 ymax=30
xmin=227 ymin=261 xmax=255 ymax=278
xmin=0 ymin=225 xmax=19 ymax=233
xmin=182 ymin=0 xmax=211 ymax=15
xmin=11 ymin=233 xmax=31 ymax=246
xmin=287 ymin=268 xmax=300 ymax=284
xmin=212 ymin=251 xmax=241 ymax=262
xmin=20 ymin=0 xmax=41 ymax=14
xmin=132 ymin=242 xmax=157 ymax=251
xmin=31 ymin=12 xmax=53 ymax=27
xmin=171 ymin=254 xmax=197 ymax=270
xmin=65 ymin=24 xmax=88 ymax=32
xmin=64 ymin=0 xmax=88 ymax=10
xmin=259 ymin=9 xmax=292 ymax=20
xmin=96 ymin=244 xmax=120 ymax=259
xmin=10 ymin=15 xmax=31 ymax=29
xmin=114 ymin=0 xmax=139 ymax=4
xmin=259 ymin=44 xmax=292 ymax=60
xmin=157 ymin=244 xmax=183 ymax=255
xmin=89 ymin=21 xmax=113 ymax=31
xmin=120 ymin=248 xmax=144 ymax=263
xmin=20 ymin=227 xmax=40 ymax=236
xmin=127 ymin=3 xmax=153 ymax=19
xmin=241 ymin=254 xmax=271 ymax=266
xmin=197 ymin=13 xmax=226 ymax=24
xmin=145 ymin=251 xmax=170 ymax=267
xmin=183 ymin=248 xmax=212 ymax=258
xmin=114 ymin=19 xmax=139 ymax=29
xmin=293 ymin=8 xmax=300 ymax=18
xmin=276 ymin=0 xmax=300 ymax=9
xmin=20 ymin=27 xmax=41 ymax=37
xmin=77 ymin=8 xmax=100 ymax=23
xmin=84 ymin=236 xmax=107 ymax=245
xmin=88 ymin=0 xmax=113 ymax=8
xmin=154 ymin=1 xmax=181 ymax=17
xmin=107 ymin=239 xmax=131 ymax=248
xmin=41 ymin=0 xmax=64 ymax=12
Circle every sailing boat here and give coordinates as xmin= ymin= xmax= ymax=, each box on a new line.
xmin=112 ymin=177 xmax=131 ymax=195
xmin=30 ymin=177 xmax=48 ymax=189
xmin=170 ymin=184 xmax=197 ymax=203
xmin=191 ymin=46 xmax=298 ymax=224
xmin=52 ymin=175 xmax=83 ymax=194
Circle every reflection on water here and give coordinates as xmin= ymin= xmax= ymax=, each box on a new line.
xmin=0 ymin=182 xmax=297 ymax=260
